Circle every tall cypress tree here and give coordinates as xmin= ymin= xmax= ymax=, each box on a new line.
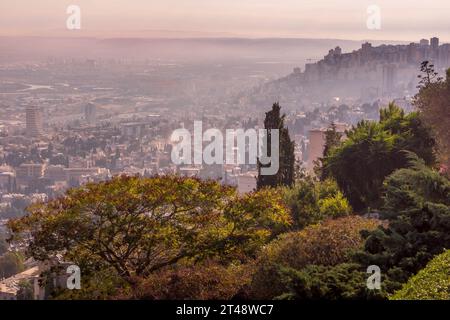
xmin=257 ymin=103 xmax=295 ymax=189
xmin=315 ymin=122 xmax=343 ymax=178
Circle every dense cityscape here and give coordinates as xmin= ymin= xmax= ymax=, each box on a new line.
xmin=0 ymin=1 xmax=449 ymax=310
xmin=1 ymin=38 xmax=445 ymax=226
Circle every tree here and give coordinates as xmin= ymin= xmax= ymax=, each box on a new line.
xmin=249 ymin=216 xmax=381 ymax=299
xmin=315 ymin=122 xmax=343 ymax=178
xmin=322 ymin=122 xmax=343 ymax=158
xmin=9 ymin=175 xmax=291 ymax=292
xmin=354 ymin=154 xmax=450 ymax=290
xmin=0 ymin=252 xmax=24 ymax=279
xmin=321 ymin=103 xmax=436 ymax=211
xmin=390 ymin=250 xmax=450 ymax=300
xmin=416 ymin=60 xmax=443 ymax=88
xmin=414 ymin=63 xmax=450 ymax=169
xmin=282 ymin=177 xmax=351 ymax=230
xmin=257 ymin=103 xmax=296 ymax=189
xmin=276 ymin=263 xmax=385 ymax=300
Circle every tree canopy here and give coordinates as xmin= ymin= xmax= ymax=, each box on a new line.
xmin=9 ymin=175 xmax=291 ymax=291
xmin=249 ymin=216 xmax=381 ymax=299
xmin=354 ymin=154 xmax=450 ymax=289
xmin=414 ymin=63 xmax=450 ymax=169
xmin=282 ymin=177 xmax=351 ymax=230
xmin=257 ymin=103 xmax=296 ymax=189
xmin=321 ymin=103 xmax=436 ymax=211
xmin=276 ymin=263 xmax=385 ymax=300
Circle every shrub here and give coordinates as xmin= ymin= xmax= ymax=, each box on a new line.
xmin=127 ymin=260 xmax=254 ymax=300
xmin=282 ymin=178 xmax=351 ymax=230
xmin=249 ymin=216 xmax=381 ymax=299
xmin=355 ymin=155 xmax=450 ymax=288
xmin=318 ymin=192 xmax=352 ymax=218
xmin=391 ymin=250 xmax=450 ymax=300
xmin=277 ymin=263 xmax=386 ymax=300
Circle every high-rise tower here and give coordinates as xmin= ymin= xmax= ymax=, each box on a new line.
xmin=85 ymin=102 xmax=97 ymax=125
xmin=26 ymin=105 xmax=43 ymax=137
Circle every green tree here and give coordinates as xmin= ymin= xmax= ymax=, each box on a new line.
xmin=249 ymin=216 xmax=381 ymax=299
xmin=354 ymin=154 xmax=450 ymax=290
xmin=390 ymin=249 xmax=450 ymax=300
xmin=321 ymin=103 xmax=436 ymax=211
xmin=257 ymin=103 xmax=296 ymax=189
xmin=282 ymin=177 xmax=351 ymax=230
xmin=276 ymin=263 xmax=385 ymax=300
xmin=414 ymin=62 xmax=450 ymax=169
xmin=9 ymin=175 xmax=291 ymax=295
xmin=315 ymin=122 xmax=343 ymax=178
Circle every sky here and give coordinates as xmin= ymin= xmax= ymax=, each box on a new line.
xmin=1 ymin=0 xmax=449 ymax=41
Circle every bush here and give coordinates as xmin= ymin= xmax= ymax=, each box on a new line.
xmin=249 ymin=216 xmax=381 ymax=299
xmin=50 ymin=267 xmax=126 ymax=300
xmin=355 ymin=155 xmax=450 ymax=288
xmin=277 ymin=263 xmax=386 ymax=300
xmin=318 ymin=192 xmax=352 ymax=218
xmin=127 ymin=260 xmax=254 ymax=300
xmin=282 ymin=178 xmax=351 ymax=230
xmin=391 ymin=250 xmax=450 ymax=300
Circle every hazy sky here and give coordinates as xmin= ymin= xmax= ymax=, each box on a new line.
xmin=1 ymin=0 xmax=449 ymax=41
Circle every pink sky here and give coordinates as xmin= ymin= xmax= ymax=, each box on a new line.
xmin=1 ymin=0 xmax=449 ymax=41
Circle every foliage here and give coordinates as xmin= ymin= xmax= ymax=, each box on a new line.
xmin=276 ymin=263 xmax=386 ymax=300
xmin=318 ymin=192 xmax=351 ymax=219
xmin=315 ymin=122 xmax=343 ymax=178
xmin=50 ymin=267 xmax=127 ymax=300
xmin=125 ymin=260 xmax=254 ymax=300
xmin=414 ymin=64 xmax=450 ymax=169
xmin=383 ymin=152 xmax=450 ymax=214
xmin=321 ymin=103 xmax=436 ymax=211
xmin=0 ymin=236 xmax=8 ymax=256
xmin=8 ymin=175 xmax=291 ymax=292
xmin=282 ymin=177 xmax=351 ymax=230
xmin=322 ymin=122 xmax=344 ymax=158
xmin=416 ymin=61 xmax=443 ymax=87
xmin=16 ymin=280 xmax=35 ymax=300
xmin=0 ymin=251 xmax=24 ymax=279
xmin=257 ymin=102 xmax=296 ymax=189
xmin=390 ymin=250 xmax=450 ymax=300
xmin=355 ymin=154 xmax=450 ymax=289
xmin=249 ymin=216 xmax=381 ymax=299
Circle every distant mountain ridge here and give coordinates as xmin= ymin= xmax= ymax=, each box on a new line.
xmin=0 ymin=36 xmax=407 ymax=64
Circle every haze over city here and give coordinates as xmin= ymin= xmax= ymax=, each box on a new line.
xmin=0 ymin=0 xmax=449 ymax=306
